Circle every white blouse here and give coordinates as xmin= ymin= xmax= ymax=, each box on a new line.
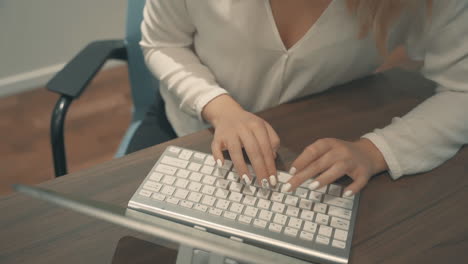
xmin=140 ymin=0 xmax=468 ymax=179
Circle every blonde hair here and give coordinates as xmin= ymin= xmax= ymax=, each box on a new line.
xmin=347 ymin=0 xmax=432 ymax=56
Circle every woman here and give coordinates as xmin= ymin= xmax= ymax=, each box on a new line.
xmin=136 ymin=0 xmax=468 ymax=196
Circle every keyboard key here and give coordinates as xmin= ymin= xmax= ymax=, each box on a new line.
xmin=194 ymin=204 xmax=208 ymax=212
xmin=152 ymin=193 xmax=165 ymax=201
xmin=242 ymin=195 xmax=257 ymax=206
xmin=271 ymin=192 xmax=284 ymax=203
xmin=242 ymin=185 xmax=257 ymax=196
xmin=314 ymin=203 xmax=328 ymax=214
xmin=298 ymin=199 xmax=313 ymax=210
xmin=188 ymin=182 xmax=202 ymax=192
xmin=253 ymin=219 xmax=267 ymax=229
xmin=315 ymin=213 xmax=330 ymax=225
xmin=212 ymin=168 xmax=228 ymax=178
xmin=155 ymin=164 xmax=177 ymax=175
xmin=187 ymin=162 xmax=202 ymax=172
xmin=139 ymin=189 xmax=152 ymax=197
xmin=315 ymin=235 xmax=330 ymax=245
xmin=208 ymin=207 xmax=223 ymax=216
xmin=318 ymin=225 xmax=333 ymax=237
xmin=201 ymin=165 xmax=214 ymax=175
xmin=332 ymin=240 xmax=346 ymax=249
xmin=330 ymin=217 xmax=350 ymax=230
xmin=323 ymin=194 xmax=353 ymax=209
xmin=258 ymin=210 xmax=273 ymax=221
xmin=227 ymin=172 xmax=240 ymax=182
xmin=238 ymin=215 xmax=252 ymax=224
xmin=229 ymin=182 xmax=243 ymax=193
xmin=268 ymin=223 xmax=282 ymax=233
xmin=300 ymin=210 xmax=315 ymax=221
xmin=193 ymin=152 xmax=206 ymax=161
xmin=271 ymin=202 xmax=285 ymax=213
xmin=244 ymin=206 xmax=258 ymax=217
xmin=201 ymin=185 xmax=216 ymax=195
xmin=284 ymin=195 xmax=298 ymax=206
xmin=257 ymin=199 xmax=271 ymax=210
xmin=187 ymin=192 xmax=203 ymax=203
xmin=166 ymin=197 xmax=180 ymax=205
xmin=228 ymin=192 xmax=243 ymax=202
xmin=179 ymin=149 xmax=193 ymax=160
xmin=162 ymin=175 xmax=176 ymax=185
xmin=215 ymin=179 xmax=230 ymax=189
xmin=174 ymin=189 xmax=189 ymax=199
xmin=176 ymin=169 xmax=190 ymax=178
xmin=285 ymin=206 xmax=300 ymax=217
xmin=161 ymin=186 xmax=176 ymax=196
xmin=230 ymin=203 xmax=244 ymax=214
xmin=175 ymin=179 xmax=189 ymax=189
xmin=315 ymin=185 xmax=327 ymax=193
xmin=295 ymin=188 xmax=309 ymax=198
xmin=328 ymin=184 xmax=342 ymax=196
xmin=299 ymin=231 xmax=314 ymax=241
xmin=214 ymin=188 xmax=229 ymax=199
xmin=201 ymin=195 xmax=216 ymax=206
xmin=303 ymin=221 xmax=318 ymax=233
xmin=189 ymin=172 xmax=203 ymax=182
xmin=202 ymin=175 xmax=216 ymax=185
xmin=277 ymin=172 xmax=292 ymax=183
xmin=204 ymin=155 xmax=216 ymax=166
xmin=334 ymin=229 xmax=348 ymax=241
xmin=168 ymin=146 xmax=181 ymax=154
xmin=149 ymin=172 xmax=164 ymax=181
xmin=328 ymin=206 xmax=352 ymax=220
xmin=161 ymin=156 xmax=188 ymax=169
xmin=288 ymin=217 xmax=303 ymax=229
xmin=223 ymin=211 xmax=237 ymax=220
xmin=216 ymin=199 xmax=230 ymax=210
xmin=180 ymin=200 xmax=193 ymax=208
xmin=256 ymin=189 xmax=270 ymax=199
xmin=273 ymin=214 xmax=288 ymax=225
xmin=309 ymin=191 xmax=323 ymax=202
xmin=284 ymin=227 xmax=299 ymax=237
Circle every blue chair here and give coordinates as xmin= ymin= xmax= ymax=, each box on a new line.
xmin=47 ymin=0 xmax=175 ymax=177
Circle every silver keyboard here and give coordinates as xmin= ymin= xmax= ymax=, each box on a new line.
xmin=128 ymin=146 xmax=359 ymax=264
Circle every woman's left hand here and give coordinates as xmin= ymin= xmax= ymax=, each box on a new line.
xmin=283 ymin=138 xmax=388 ymax=197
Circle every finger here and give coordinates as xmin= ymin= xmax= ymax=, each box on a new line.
xmin=226 ymin=136 xmax=251 ymax=185
xmin=252 ymin=124 xmax=277 ymax=187
xmin=309 ymin=162 xmax=348 ymax=191
xmin=343 ymin=176 xmax=368 ymax=197
xmin=264 ymin=122 xmax=280 ymax=153
xmin=285 ymin=150 xmax=335 ymax=192
xmin=289 ymin=139 xmax=333 ymax=175
xmin=238 ymin=129 xmax=269 ymax=187
xmin=211 ymin=139 xmax=224 ymax=167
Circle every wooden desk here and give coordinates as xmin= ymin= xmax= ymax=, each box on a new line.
xmin=1 ymin=70 xmax=467 ymax=264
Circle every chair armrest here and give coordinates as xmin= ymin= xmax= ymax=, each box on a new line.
xmin=47 ymin=39 xmax=127 ymax=98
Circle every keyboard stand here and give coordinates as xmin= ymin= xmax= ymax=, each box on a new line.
xmin=176 ymin=244 xmax=244 ymax=264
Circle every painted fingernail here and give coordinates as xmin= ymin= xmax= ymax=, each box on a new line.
xmin=281 ymin=183 xmax=291 ymax=193
xmin=269 ymin=175 xmax=277 ymax=186
xmin=289 ymin=167 xmax=297 ymax=175
xmin=261 ymin=178 xmax=270 ymax=189
xmin=343 ymin=190 xmax=353 ymax=197
xmin=216 ymin=159 xmax=223 ymax=167
xmin=309 ymin=181 xmax=320 ymax=190
xmin=242 ymin=174 xmax=252 ymax=185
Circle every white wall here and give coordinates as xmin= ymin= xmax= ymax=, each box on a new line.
xmin=0 ymin=0 xmax=127 ymax=97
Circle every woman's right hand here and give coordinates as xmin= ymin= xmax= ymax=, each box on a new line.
xmin=202 ymin=95 xmax=280 ymax=188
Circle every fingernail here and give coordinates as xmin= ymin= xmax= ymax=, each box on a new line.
xmin=261 ymin=178 xmax=270 ymax=189
xmin=216 ymin=159 xmax=223 ymax=167
xmin=343 ymin=190 xmax=353 ymax=197
xmin=281 ymin=183 xmax=291 ymax=193
xmin=289 ymin=167 xmax=297 ymax=175
xmin=269 ymin=175 xmax=277 ymax=186
xmin=309 ymin=181 xmax=320 ymax=190
xmin=242 ymin=174 xmax=252 ymax=185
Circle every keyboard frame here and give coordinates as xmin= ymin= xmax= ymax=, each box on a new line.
xmin=128 ymin=146 xmax=360 ymax=264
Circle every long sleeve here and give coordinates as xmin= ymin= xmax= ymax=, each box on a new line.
xmin=140 ymin=0 xmax=228 ymax=121
xmin=363 ymin=1 xmax=468 ymax=179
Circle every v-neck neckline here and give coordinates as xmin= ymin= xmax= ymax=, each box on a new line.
xmin=264 ymin=0 xmax=335 ymax=53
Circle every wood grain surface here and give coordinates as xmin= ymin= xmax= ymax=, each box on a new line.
xmin=0 ymin=69 xmax=466 ymax=264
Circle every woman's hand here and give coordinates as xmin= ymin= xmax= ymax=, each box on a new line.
xmin=283 ymin=138 xmax=388 ymax=196
xmin=202 ymin=95 xmax=280 ymax=187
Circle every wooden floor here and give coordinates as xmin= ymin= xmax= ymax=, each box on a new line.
xmin=0 ymin=66 xmax=133 ymax=195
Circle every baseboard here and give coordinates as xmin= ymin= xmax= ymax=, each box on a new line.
xmin=0 ymin=60 xmax=124 ymax=98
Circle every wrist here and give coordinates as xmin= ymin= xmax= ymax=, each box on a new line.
xmin=355 ymin=138 xmax=388 ymax=175
xmin=201 ymin=95 xmax=244 ymax=126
